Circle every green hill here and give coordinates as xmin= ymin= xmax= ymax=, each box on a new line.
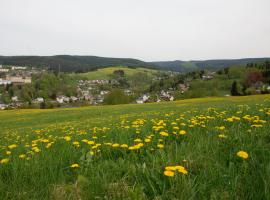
xmin=69 ymin=66 xmax=158 ymax=80
xmin=0 ymin=55 xmax=155 ymax=72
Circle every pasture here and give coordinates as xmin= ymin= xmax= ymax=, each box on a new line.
xmin=0 ymin=95 xmax=269 ymax=199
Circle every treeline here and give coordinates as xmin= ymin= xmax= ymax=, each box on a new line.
xmin=151 ymin=58 xmax=270 ymax=72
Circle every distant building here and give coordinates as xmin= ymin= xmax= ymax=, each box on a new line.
xmin=0 ymin=78 xmax=11 ymax=85
xmin=32 ymin=97 xmax=44 ymax=103
xmin=0 ymin=103 xmax=8 ymax=110
xmin=0 ymin=68 xmax=9 ymax=72
xmin=5 ymin=76 xmax=31 ymax=84
xmin=11 ymin=96 xmax=18 ymax=102
xmin=11 ymin=66 xmax=27 ymax=70
xmin=136 ymin=94 xmax=150 ymax=104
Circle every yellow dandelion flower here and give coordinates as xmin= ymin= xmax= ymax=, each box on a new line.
xmin=19 ymin=154 xmax=26 ymax=159
xmin=236 ymin=151 xmax=249 ymax=159
xmin=179 ymin=130 xmax=186 ymax=135
xmin=0 ymin=158 xmax=9 ymax=164
xmin=175 ymin=166 xmax=188 ymax=174
xmin=70 ymin=163 xmax=79 ymax=168
xmin=160 ymin=131 xmax=169 ymax=137
xmin=8 ymin=144 xmax=17 ymax=149
xmin=164 ymin=170 xmax=175 ymax=177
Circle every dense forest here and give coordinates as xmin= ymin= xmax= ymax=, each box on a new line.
xmin=0 ymin=55 xmax=154 ymax=72
xmin=1 ymin=55 xmax=270 ymax=73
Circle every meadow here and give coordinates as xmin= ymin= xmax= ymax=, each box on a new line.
xmin=0 ymin=95 xmax=270 ymax=199
xmin=69 ymin=66 xmax=158 ymax=80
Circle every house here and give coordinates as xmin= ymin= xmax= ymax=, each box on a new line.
xmin=0 ymin=79 xmax=11 ymax=85
xmin=202 ymin=75 xmax=213 ymax=80
xmin=56 ymin=96 xmax=64 ymax=104
xmin=33 ymin=97 xmax=44 ymax=103
xmin=136 ymin=97 xmax=144 ymax=104
xmin=0 ymin=68 xmax=9 ymax=72
xmin=100 ymin=90 xmax=109 ymax=95
xmin=11 ymin=96 xmax=18 ymax=102
xmin=160 ymin=90 xmax=174 ymax=101
xmin=136 ymin=94 xmax=150 ymax=104
xmin=124 ymin=89 xmax=132 ymax=95
xmin=0 ymin=103 xmax=8 ymax=110
xmin=70 ymin=96 xmax=78 ymax=102
xmin=179 ymin=84 xmax=189 ymax=93
xmin=5 ymin=75 xmax=31 ymax=84
xmin=56 ymin=96 xmax=70 ymax=104
xmin=11 ymin=66 xmax=27 ymax=70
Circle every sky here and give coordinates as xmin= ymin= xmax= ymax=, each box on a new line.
xmin=0 ymin=0 xmax=270 ymax=61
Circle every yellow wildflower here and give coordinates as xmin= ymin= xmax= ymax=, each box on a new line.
xmin=164 ymin=170 xmax=175 ymax=177
xmin=237 ymin=151 xmax=249 ymax=159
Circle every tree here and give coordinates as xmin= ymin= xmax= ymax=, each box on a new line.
xmin=103 ymin=90 xmax=130 ymax=105
xmin=244 ymin=71 xmax=264 ymax=88
xmin=231 ymin=81 xmax=241 ymax=96
xmin=113 ymin=70 xmax=125 ymax=77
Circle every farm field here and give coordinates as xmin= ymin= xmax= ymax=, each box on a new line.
xmin=0 ymin=95 xmax=270 ymax=199
xmin=69 ymin=66 xmax=158 ymax=80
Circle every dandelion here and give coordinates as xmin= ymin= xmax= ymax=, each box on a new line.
xmin=0 ymin=158 xmax=9 ymax=164
xmin=112 ymin=143 xmax=120 ymax=147
xmin=120 ymin=144 xmax=128 ymax=148
xmin=70 ymin=163 xmax=79 ymax=168
xmin=64 ymin=136 xmax=71 ymax=141
xmin=237 ymin=151 xmax=249 ymax=159
xmin=218 ymin=134 xmax=227 ymax=138
xmin=164 ymin=170 xmax=175 ymax=177
xmin=179 ymin=130 xmax=186 ymax=135
xmin=160 ymin=131 xmax=169 ymax=137
xmin=19 ymin=154 xmax=26 ymax=159
xmin=157 ymin=144 xmax=164 ymax=149
xmin=8 ymin=144 xmax=17 ymax=149
xmin=144 ymin=138 xmax=151 ymax=143
xmin=175 ymin=166 xmax=188 ymax=174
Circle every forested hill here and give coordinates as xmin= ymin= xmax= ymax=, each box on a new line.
xmin=0 ymin=55 xmax=269 ymax=73
xmin=0 ymin=55 xmax=154 ymax=72
xmin=151 ymin=58 xmax=270 ymax=72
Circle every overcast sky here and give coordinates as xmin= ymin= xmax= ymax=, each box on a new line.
xmin=0 ymin=0 xmax=269 ymax=61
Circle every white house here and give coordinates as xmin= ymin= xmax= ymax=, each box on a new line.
xmin=0 ymin=104 xmax=8 ymax=110
xmin=70 ymin=96 xmax=78 ymax=102
xmin=136 ymin=97 xmax=144 ymax=104
xmin=11 ymin=96 xmax=18 ymax=102
xmin=33 ymin=97 xmax=44 ymax=103
xmin=100 ymin=90 xmax=109 ymax=95
xmin=56 ymin=96 xmax=64 ymax=104
xmin=136 ymin=94 xmax=150 ymax=104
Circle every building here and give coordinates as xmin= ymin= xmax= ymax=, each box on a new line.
xmin=0 ymin=104 xmax=8 ymax=110
xmin=0 ymin=68 xmax=9 ymax=72
xmin=5 ymin=76 xmax=31 ymax=84
xmin=0 ymin=79 xmax=11 ymax=85
xmin=11 ymin=66 xmax=27 ymax=70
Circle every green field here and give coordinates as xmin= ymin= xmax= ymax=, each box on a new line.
xmin=0 ymin=95 xmax=270 ymax=199
xmin=69 ymin=66 xmax=158 ymax=80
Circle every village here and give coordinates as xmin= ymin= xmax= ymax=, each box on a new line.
xmin=0 ymin=64 xmax=193 ymax=110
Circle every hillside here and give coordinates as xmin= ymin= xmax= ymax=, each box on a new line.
xmin=0 ymin=55 xmax=155 ymax=72
xmin=151 ymin=58 xmax=270 ymax=72
xmin=69 ymin=66 xmax=159 ymax=80
xmin=0 ymin=95 xmax=269 ymax=199
xmin=1 ymin=55 xmax=270 ymax=73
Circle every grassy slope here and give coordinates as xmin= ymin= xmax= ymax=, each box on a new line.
xmin=69 ymin=66 xmax=158 ymax=80
xmin=0 ymin=95 xmax=270 ymax=199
